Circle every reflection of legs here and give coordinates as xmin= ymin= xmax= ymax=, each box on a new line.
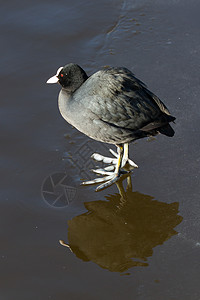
xmin=126 ymin=174 xmax=132 ymax=191
xmin=82 ymin=145 xmax=129 ymax=191
xmin=116 ymin=174 xmax=133 ymax=205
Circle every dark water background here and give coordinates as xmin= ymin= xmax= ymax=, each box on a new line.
xmin=1 ymin=0 xmax=200 ymax=299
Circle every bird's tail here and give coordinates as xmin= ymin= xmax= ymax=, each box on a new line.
xmin=158 ymin=122 xmax=175 ymax=137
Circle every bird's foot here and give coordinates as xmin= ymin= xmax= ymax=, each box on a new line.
xmin=81 ymin=148 xmax=138 ymax=191
xmin=81 ymin=169 xmax=129 ymax=191
xmin=92 ymin=148 xmax=138 ymax=170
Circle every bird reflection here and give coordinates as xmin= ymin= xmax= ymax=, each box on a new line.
xmin=60 ymin=175 xmax=183 ymax=273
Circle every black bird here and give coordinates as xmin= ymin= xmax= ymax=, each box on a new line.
xmin=47 ymin=63 xmax=175 ymax=191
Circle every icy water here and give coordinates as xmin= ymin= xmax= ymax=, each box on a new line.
xmin=1 ymin=0 xmax=200 ymax=299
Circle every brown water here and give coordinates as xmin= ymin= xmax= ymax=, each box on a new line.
xmin=1 ymin=0 xmax=200 ymax=299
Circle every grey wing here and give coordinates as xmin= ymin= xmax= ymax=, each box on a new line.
xmin=81 ymin=67 xmax=174 ymax=132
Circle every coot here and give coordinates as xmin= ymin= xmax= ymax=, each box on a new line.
xmin=47 ymin=63 xmax=175 ymax=191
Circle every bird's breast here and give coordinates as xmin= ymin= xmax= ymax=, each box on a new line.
xmin=58 ymin=89 xmax=102 ymax=139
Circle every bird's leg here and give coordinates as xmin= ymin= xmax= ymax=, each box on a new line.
xmin=81 ymin=144 xmax=139 ymax=191
xmin=122 ymin=143 xmax=138 ymax=170
xmin=82 ymin=145 xmax=128 ymax=191
xmin=122 ymin=143 xmax=129 ymax=166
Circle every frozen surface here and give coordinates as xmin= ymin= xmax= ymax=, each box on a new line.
xmin=1 ymin=0 xmax=200 ymax=299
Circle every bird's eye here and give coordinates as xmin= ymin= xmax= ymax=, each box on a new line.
xmin=60 ymin=74 xmax=64 ymax=77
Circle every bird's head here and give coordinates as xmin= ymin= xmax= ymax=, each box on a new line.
xmin=46 ymin=63 xmax=88 ymax=93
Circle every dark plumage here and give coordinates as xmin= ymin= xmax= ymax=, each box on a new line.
xmin=47 ymin=63 xmax=175 ymax=190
